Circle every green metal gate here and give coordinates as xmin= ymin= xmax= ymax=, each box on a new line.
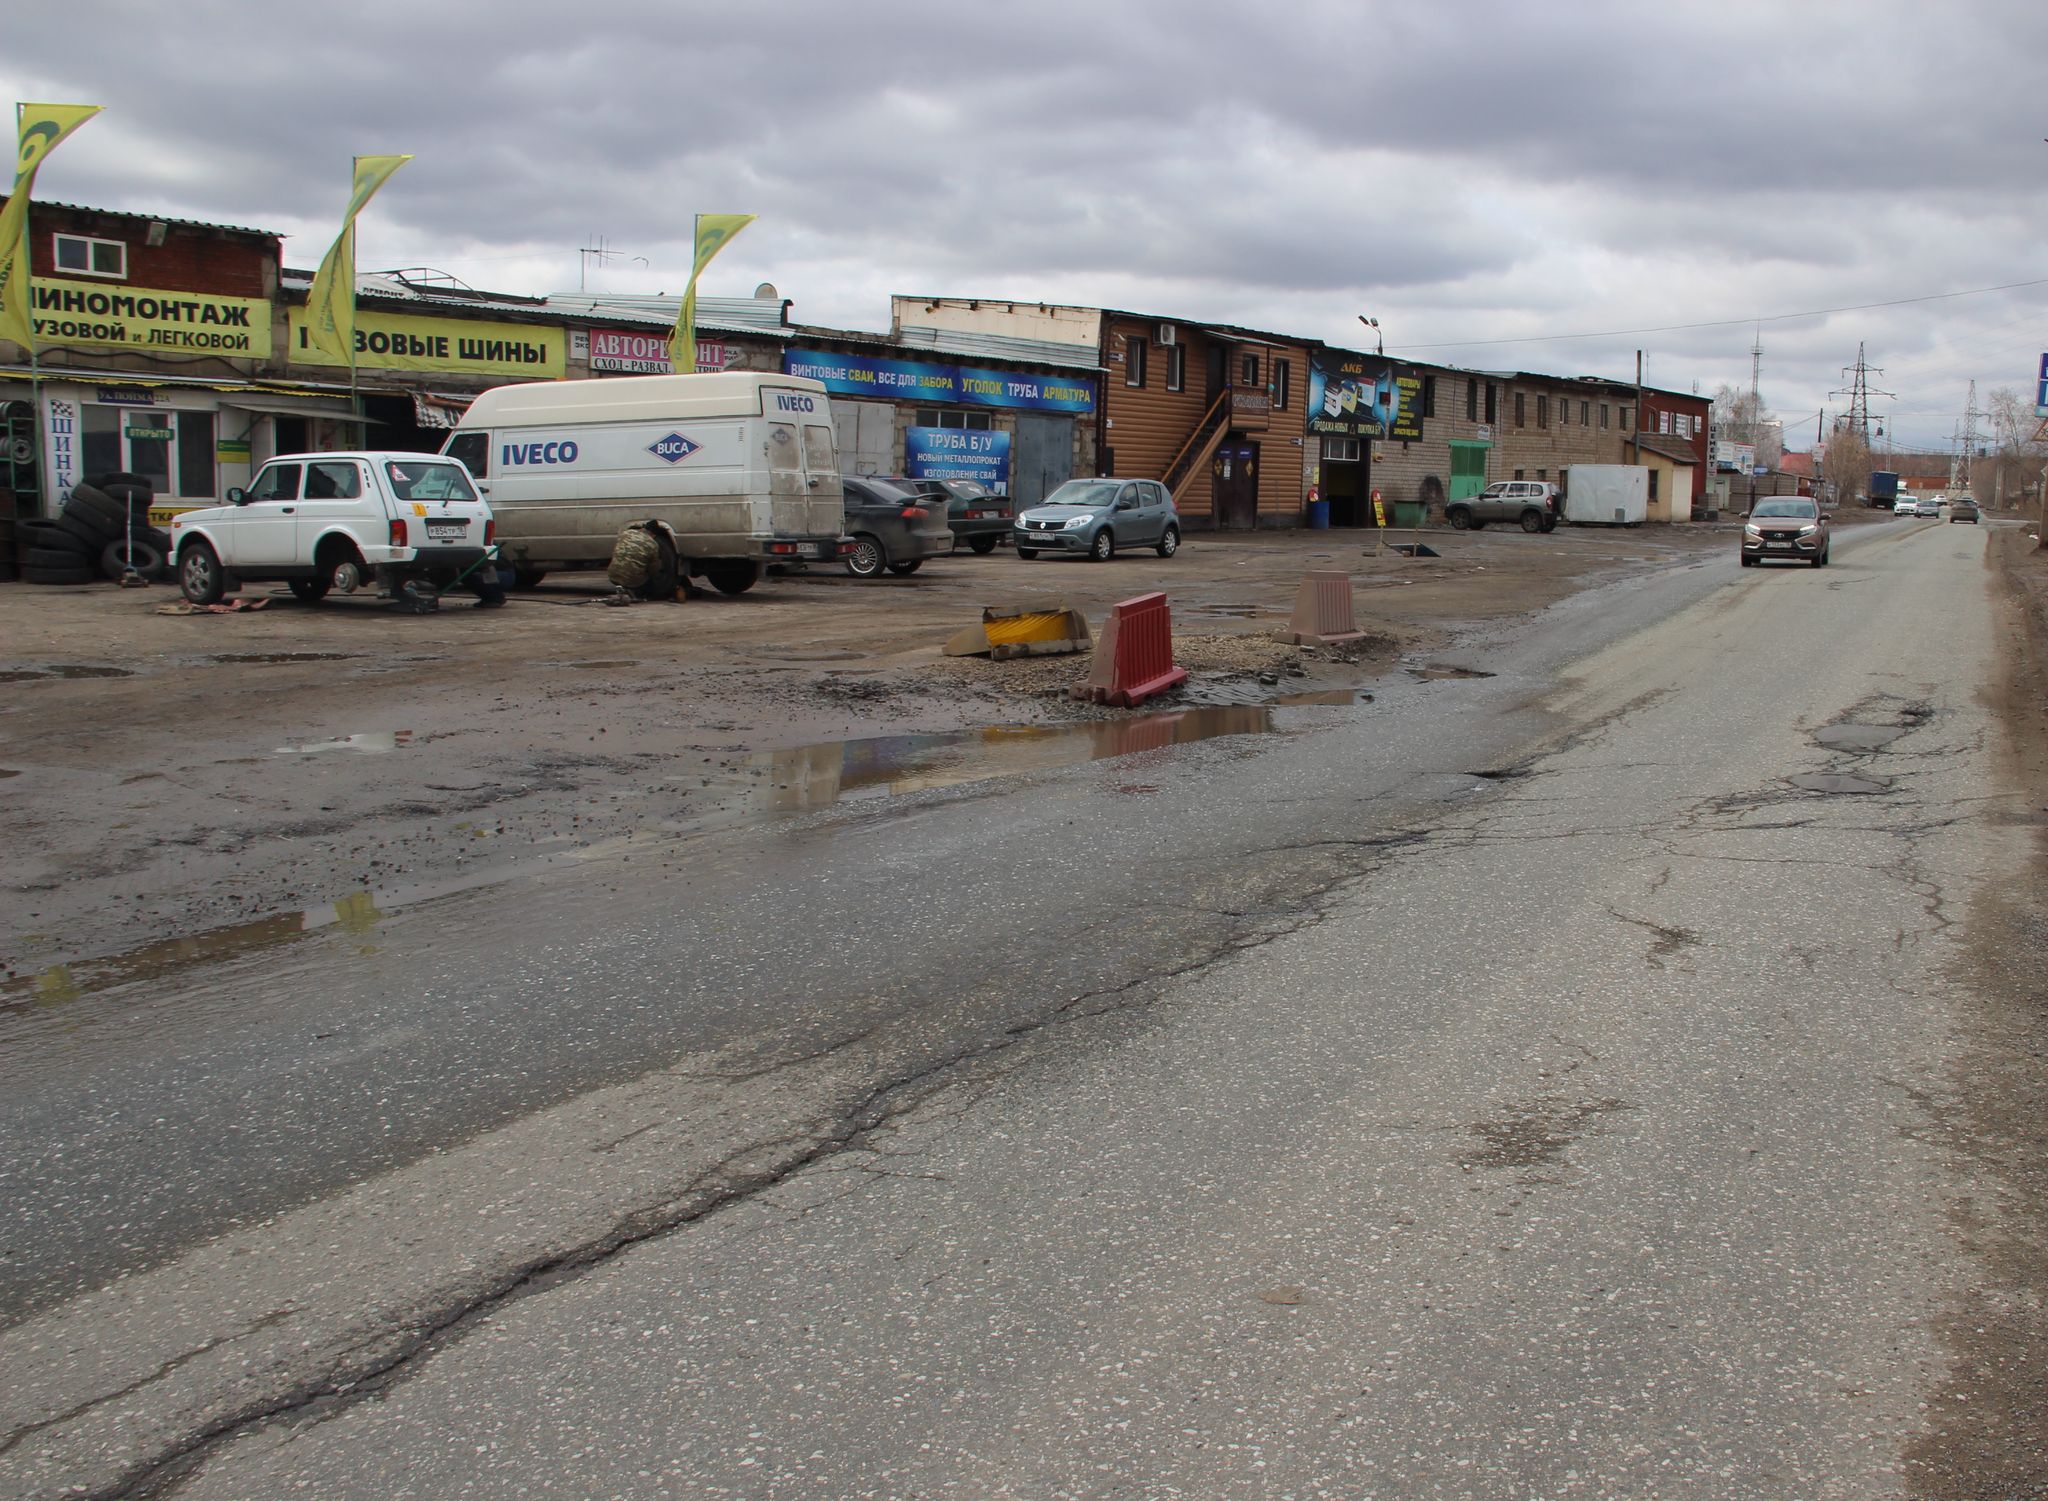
xmin=1448 ymin=440 xmax=1489 ymax=502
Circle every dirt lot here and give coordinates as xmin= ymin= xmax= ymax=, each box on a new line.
xmin=3 ymin=522 xmax=1729 ymax=978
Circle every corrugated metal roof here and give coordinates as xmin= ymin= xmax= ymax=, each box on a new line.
xmin=890 ymin=323 xmax=1103 ymax=371
xmin=9 ymin=198 xmax=281 ymax=238
xmin=543 ymin=292 xmax=794 ymax=338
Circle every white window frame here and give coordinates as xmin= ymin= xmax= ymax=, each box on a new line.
xmin=52 ymin=232 xmax=127 ymax=280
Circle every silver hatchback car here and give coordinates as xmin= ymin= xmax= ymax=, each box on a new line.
xmin=1014 ymin=477 xmax=1181 ymax=561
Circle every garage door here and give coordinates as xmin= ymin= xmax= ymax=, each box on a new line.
xmin=832 ymin=401 xmax=895 ymax=478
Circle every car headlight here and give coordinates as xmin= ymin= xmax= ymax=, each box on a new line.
xmin=1798 ymin=524 xmax=1818 ymax=536
xmin=1744 ymin=524 xmax=1761 ymax=537
xmin=1062 ymin=514 xmax=1094 ymax=529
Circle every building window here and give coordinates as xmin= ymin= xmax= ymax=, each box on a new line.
xmin=1600 ymin=403 xmax=1610 ymax=428
xmin=1580 ymin=400 xmax=1590 ymax=426
xmin=1486 ymin=384 xmax=1498 ymax=425
xmin=1622 ymin=406 xmax=1633 ymax=431
xmin=1648 ymin=469 xmax=1660 ymax=501
xmin=1466 ymin=377 xmax=1478 ymax=422
xmin=1273 ymin=357 xmax=1290 ymax=409
xmin=1421 ymin=375 xmax=1436 ymax=418
xmin=1537 ymin=394 xmax=1548 ymax=429
xmin=1166 ymin=343 xmax=1185 ymax=392
xmin=1514 ymin=468 xmax=1525 ymax=480
xmin=52 ymin=232 xmax=126 ymax=279
xmin=1537 ymin=468 xmax=1548 ymax=481
xmin=913 ymin=407 xmax=993 ymax=430
xmin=1240 ymin=353 xmax=1259 ymax=386
xmin=1126 ymin=336 xmax=1148 ymax=388
xmin=1324 ymin=436 xmax=1360 ymax=462
xmin=1659 ymin=410 xmax=1672 ymax=435
xmin=1514 ymin=391 xmax=1526 ymax=428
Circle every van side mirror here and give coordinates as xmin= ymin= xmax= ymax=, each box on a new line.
xmin=227 ymin=487 xmax=248 ymax=505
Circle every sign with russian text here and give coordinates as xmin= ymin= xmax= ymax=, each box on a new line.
xmin=288 ymin=309 xmax=565 ymax=378
xmin=904 ymin=426 xmax=1011 ymax=488
xmin=1306 ymin=350 xmax=1419 ymax=441
xmin=32 ymin=278 xmax=272 ymax=358
xmin=589 ymin=327 xmax=732 ymax=374
xmin=783 ymin=349 xmax=1094 ymax=413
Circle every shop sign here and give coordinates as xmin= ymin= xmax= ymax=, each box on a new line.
xmin=31 ymin=278 xmax=273 ymax=358
xmin=288 ymin=308 xmax=565 ymax=378
xmin=586 ymin=328 xmax=734 ymax=374
xmin=1307 ymin=350 xmax=1422 ymax=442
xmin=42 ymin=395 xmax=80 ymax=507
xmin=904 ymin=426 xmax=1011 ymax=489
xmin=783 ymin=348 xmax=1096 ymax=413
xmin=94 ymin=386 xmax=157 ymax=405
xmin=217 ymin=437 xmax=252 ymax=460
xmin=124 ymin=419 xmax=176 ymax=442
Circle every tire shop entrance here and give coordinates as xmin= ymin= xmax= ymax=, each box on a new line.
xmin=1321 ymin=435 xmax=1371 ymax=526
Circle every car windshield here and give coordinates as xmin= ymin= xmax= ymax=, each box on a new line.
xmin=385 ymin=461 xmax=478 ymax=502
xmin=858 ymin=479 xmax=917 ymax=503
xmin=1040 ymin=480 xmax=1119 ymax=508
xmin=1752 ymin=501 xmax=1816 ymax=519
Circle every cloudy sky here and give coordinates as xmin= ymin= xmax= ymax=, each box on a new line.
xmin=7 ymin=1 xmax=2045 ymax=452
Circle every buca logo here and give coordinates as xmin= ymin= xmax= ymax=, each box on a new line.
xmin=501 ymin=441 xmax=580 ymax=466
xmin=648 ymin=432 xmax=701 ymax=464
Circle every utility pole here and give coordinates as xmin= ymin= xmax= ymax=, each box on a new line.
xmin=1830 ymin=342 xmax=1894 ymax=450
xmin=1955 ymin=380 xmax=1979 ymax=496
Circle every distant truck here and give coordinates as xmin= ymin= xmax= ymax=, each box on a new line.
xmin=442 ymin=372 xmax=850 ymax=595
xmin=1561 ymin=464 xmax=1648 ymax=525
xmin=1869 ymin=470 xmax=1900 ymax=509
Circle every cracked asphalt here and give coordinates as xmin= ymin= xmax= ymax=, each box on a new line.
xmin=5 ymin=516 xmax=2042 ymax=1498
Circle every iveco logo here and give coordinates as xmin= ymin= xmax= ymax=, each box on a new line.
xmin=648 ymin=432 xmax=700 ymax=464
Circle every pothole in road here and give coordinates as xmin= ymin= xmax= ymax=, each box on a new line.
xmin=275 ymin=731 xmax=415 ymax=755
xmin=1408 ymin=664 xmax=1495 ymax=681
xmin=0 ymin=664 xmax=137 ymax=682
xmin=202 ymin=653 xmax=364 ymax=666
xmin=1790 ymin=771 xmax=1891 ymax=795
xmin=1461 ymin=1097 xmax=1630 ymax=1171
xmin=1814 ymin=724 xmax=1906 ymax=752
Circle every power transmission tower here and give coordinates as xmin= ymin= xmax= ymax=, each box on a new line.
xmin=1830 ymin=342 xmax=1895 ymax=450
xmin=1750 ymin=327 xmax=1762 ymax=406
xmin=1952 ymin=380 xmax=1980 ymax=495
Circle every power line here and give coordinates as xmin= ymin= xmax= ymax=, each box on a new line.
xmin=1391 ymin=276 xmax=2048 ymax=352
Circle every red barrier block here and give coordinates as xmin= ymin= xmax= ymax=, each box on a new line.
xmin=1280 ymin=569 xmax=1364 ymax=646
xmin=1072 ymin=591 xmax=1190 ymax=707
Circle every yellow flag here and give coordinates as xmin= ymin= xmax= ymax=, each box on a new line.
xmin=0 ymin=103 xmax=103 ymax=353
xmin=670 ymin=213 xmax=755 ymax=373
xmin=303 ymin=154 xmax=411 ymax=365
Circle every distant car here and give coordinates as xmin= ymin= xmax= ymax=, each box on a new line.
xmin=1014 ymin=477 xmax=1180 ymax=561
xmin=1914 ymin=498 xmax=1941 ymax=517
xmin=1948 ymin=499 xmax=1980 ymax=523
xmin=1445 ymin=480 xmax=1560 ymax=533
xmin=1741 ymin=497 xmax=1830 ymax=568
xmin=1890 ymin=495 xmax=1916 ymax=514
xmin=839 ymin=476 xmax=955 ymax=578
xmin=892 ymin=477 xmax=1013 ymax=554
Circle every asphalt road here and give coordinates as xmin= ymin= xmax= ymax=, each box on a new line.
xmin=4 ymin=515 xmax=2030 ymax=1498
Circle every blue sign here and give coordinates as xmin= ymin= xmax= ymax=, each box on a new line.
xmin=784 ymin=349 xmax=1095 ymax=414
xmin=648 ymin=432 xmax=699 ymax=464
xmin=905 ymin=427 xmax=1011 ymax=488
xmin=2037 ymin=352 xmax=2048 ymax=416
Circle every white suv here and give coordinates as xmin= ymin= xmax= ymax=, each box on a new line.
xmin=171 ymin=452 xmax=496 ymax=607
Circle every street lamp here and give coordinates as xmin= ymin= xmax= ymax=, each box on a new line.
xmin=1357 ymin=315 xmax=1383 ymax=357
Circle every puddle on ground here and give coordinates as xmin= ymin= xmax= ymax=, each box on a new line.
xmin=0 ymin=768 xmax=18 ymax=778
xmin=0 ymin=664 xmax=136 ymax=682
xmin=560 ymin=660 xmax=640 ymax=671
xmin=1814 ymin=724 xmax=1906 ymax=752
xmin=1271 ymin=689 xmax=1363 ymax=706
xmin=741 ymin=647 xmax=865 ymax=662
xmin=205 ymin=652 xmax=363 ymax=665
xmin=1408 ymin=665 xmax=1496 ymax=681
xmin=275 ymin=730 xmax=414 ymax=755
xmin=1791 ymin=771 xmax=1890 ymax=795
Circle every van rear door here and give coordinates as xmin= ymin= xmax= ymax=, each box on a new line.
xmin=760 ymin=385 xmax=843 ymax=539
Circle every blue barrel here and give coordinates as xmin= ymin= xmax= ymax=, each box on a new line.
xmin=1306 ymin=499 xmax=1331 ymax=529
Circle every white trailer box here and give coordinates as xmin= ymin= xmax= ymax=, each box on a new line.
xmin=1562 ymin=464 xmax=1649 ymax=526
xmin=442 ymin=372 xmax=846 ymax=594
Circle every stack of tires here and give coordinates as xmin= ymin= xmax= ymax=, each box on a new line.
xmin=20 ymin=473 xmax=173 ymax=586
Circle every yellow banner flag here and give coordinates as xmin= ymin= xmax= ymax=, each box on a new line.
xmin=670 ymin=213 xmax=755 ymax=374
xmin=303 ymin=154 xmax=411 ymax=365
xmin=0 ymin=102 xmax=104 ymax=353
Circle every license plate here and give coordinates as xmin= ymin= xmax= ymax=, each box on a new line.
xmin=1766 ymin=541 xmax=1791 ymax=549
xmin=426 ymin=522 xmax=467 ymax=540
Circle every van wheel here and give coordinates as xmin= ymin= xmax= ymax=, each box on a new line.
xmin=886 ymin=559 xmax=923 ymax=576
xmin=1446 ymin=507 xmax=1472 ymax=530
xmin=511 ymin=566 xmax=549 ymax=589
xmin=703 ymin=560 xmax=760 ymax=596
xmin=845 ymin=534 xmax=886 ymax=578
xmin=180 ymin=541 xmax=225 ymax=605
xmin=640 ymin=532 xmax=679 ymax=601
xmin=1520 ymin=509 xmax=1544 ymax=533
xmin=289 ymin=577 xmax=330 ymax=604
xmin=1089 ymin=529 xmax=1114 ymax=561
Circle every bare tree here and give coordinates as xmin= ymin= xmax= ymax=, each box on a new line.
xmin=1979 ymin=387 xmax=2048 ymax=543
xmin=1712 ymin=382 xmax=1785 ymax=470
xmin=1819 ymin=423 xmax=1871 ymax=508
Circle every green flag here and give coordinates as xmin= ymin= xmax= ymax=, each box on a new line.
xmin=303 ymin=154 xmax=411 ymax=365
xmin=671 ymin=213 xmax=755 ymax=373
xmin=0 ymin=103 xmax=104 ymax=352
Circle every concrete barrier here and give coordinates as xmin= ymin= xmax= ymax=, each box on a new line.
xmin=1279 ymin=569 xmax=1365 ymax=646
xmin=1072 ymin=592 xmax=1190 ymax=707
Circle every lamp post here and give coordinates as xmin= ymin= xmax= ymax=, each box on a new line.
xmin=1357 ymin=315 xmax=1383 ymax=357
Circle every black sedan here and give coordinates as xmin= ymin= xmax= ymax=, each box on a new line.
xmin=840 ymin=476 xmax=956 ymax=578
xmin=890 ymin=478 xmax=1014 ymax=554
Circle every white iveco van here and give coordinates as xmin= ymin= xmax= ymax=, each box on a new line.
xmin=442 ymin=372 xmax=848 ymax=595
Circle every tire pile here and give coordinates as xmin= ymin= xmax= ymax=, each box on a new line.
xmin=17 ymin=473 xmax=173 ymax=586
